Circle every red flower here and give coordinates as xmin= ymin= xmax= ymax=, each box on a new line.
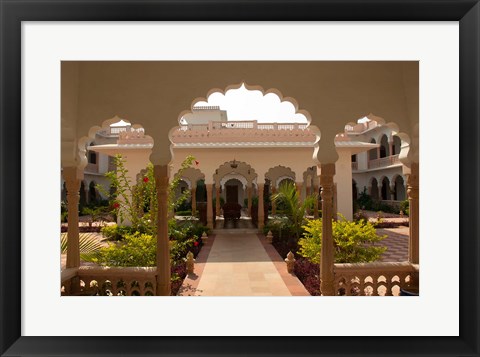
xmin=143 ymin=177 xmax=149 ymax=183
xmin=195 ymin=160 xmax=199 ymax=166
xmin=112 ymin=202 xmax=120 ymax=209
xmin=194 ymin=241 xmax=199 ymax=247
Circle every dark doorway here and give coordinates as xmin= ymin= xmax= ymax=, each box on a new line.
xmin=226 ymin=185 xmax=238 ymax=204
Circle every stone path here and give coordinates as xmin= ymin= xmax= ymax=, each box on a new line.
xmin=178 ymin=230 xmax=309 ymax=296
xmin=377 ymin=226 xmax=409 ymax=262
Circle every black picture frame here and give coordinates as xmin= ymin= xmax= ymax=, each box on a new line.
xmin=1 ymin=1 xmax=479 ymax=356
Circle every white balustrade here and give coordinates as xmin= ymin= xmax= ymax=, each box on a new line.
xmin=334 ymin=261 xmax=416 ymax=296
xmin=368 ymin=154 xmax=400 ymax=169
xmin=61 ymin=266 xmax=157 ymax=296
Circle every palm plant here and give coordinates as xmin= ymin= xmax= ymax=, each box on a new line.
xmin=271 ymin=181 xmax=316 ymax=240
xmin=61 ymin=233 xmax=105 ymax=262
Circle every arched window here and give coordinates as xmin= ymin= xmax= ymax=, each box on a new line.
xmin=381 ymin=177 xmax=390 ymax=200
xmin=392 ymin=136 xmax=402 ymax=155
xmin=196 ymin=180 xmax=207 ymax=202
xmin=370 ymin=178 xmax=379 ymax=200
xmin=88 ymin=151 xmax=97 ymax=164
xmin=352 ymin=180 xmax=358 ymax=201
xmin=369 ymin=139 xmax=378 ymax=160
xmin=380 ymin=135 xmax=389 ymax=158
xmin=394 ymin=176 xmax=406 ymax=201
xmin=88 ymin=181 xmax=98 ymax=203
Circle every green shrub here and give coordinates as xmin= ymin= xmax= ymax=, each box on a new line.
xmin=91 ymin=230 xmax=199 ymax=267
xmin=175 ymin=210 xmax=193 ymax=216
xmin=399 ymin=199 xmax=410 ymax=216
xmin=263 ymin=216 xmax=291 ymax=237
xmin=270 ymin=181 xmax=315 ymax=240
xmin=100 ymin=224 xmax=140 ymax=241
xmin=356 ymin=188 xmax=374 ymax=210
xmin=298 ymin=216 xmax=387 ymax=264
xmin=90 ymin=232 xmax=156 ymax=267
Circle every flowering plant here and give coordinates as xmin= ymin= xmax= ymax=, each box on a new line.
xmin=98 ymin=154 xmax=196 ymax=235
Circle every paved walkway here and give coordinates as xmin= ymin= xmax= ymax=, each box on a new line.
xmin=178 ymin=229 xmax=309 ymax=296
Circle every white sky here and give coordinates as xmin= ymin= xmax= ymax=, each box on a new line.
xmin=193 ymin=84 xmax=308 ymax=123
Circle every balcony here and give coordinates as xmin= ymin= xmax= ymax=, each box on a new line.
xmin=85 ymin=162 xmax=99 ymax=173
xmin=368 ymin=154 xmax=400 ymax=169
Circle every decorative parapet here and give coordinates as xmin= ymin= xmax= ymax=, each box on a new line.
xmin=61 ymin=266 xmax=157 ymax=296
xmin=334 ymin=261 xmax=417 ymax=296
xmin=345 ymin=120 xmax=378 ymax=134
xmin=193 ymin=105 xmax=220 ymax=111
xmin=171 ymin=120 xmax=315 ymax=144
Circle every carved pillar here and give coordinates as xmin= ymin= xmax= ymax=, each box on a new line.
xmin=271 ymin=186 xmax=277 ymax=215
xmin=390 ymin=184 xmax=396 ymax=201
xmin=154 ymin=165 xmax=170 ymax=296
xmin=215 ymin=184 xmax=221 ymax=216
xmin=191 ymin=187 xmax=197 ymax=215
xmin=333 ymin=183 xmax=338 ymax=221
xmin=296 ymin=182 xmax=303 ymax=204
xmin=64 ymin=167 xmax=81 ymax=269
xmin=258 ymin=183 xmax=265 ymax=231
xmin=247 ymin=184 xmax=252 ymax=215
xmin=406 ymin=163 xmax=419 ymax=264
xmin=313 ymin=183 xmax=319 ymax=218
xmin=320 ymin=164 xmax=335 ymax=296
xmin=206 ymin=184 xmax=213 ymax=229
xmin=377 ymin=147 xmax=381 ymax=159
xmin=389 ymin=140 xmax=394 ymax=157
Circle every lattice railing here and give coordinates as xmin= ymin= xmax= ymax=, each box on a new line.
xmin=334 ymin=262 xmax=417 ymax=296
xmin=61 ymin=266 xmax=157 ymax=296
xmin=368 ymin=154 xmax=400 ymax=169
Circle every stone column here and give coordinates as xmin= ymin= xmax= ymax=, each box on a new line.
xmin=377 ymin=147 xmax=381 ymax=159
xmin=215 ymin=185 xmax=221 ymax=217
xmin=271 ymin=186 xmax=277 ymax=215
xmin=257 ymin=182 xmax=265 ymax=231
xmin=64 ymin=167 xmax=81 ymax=269
xmin=191 ymin=186 xmax=197 ymax=215
xmin=313 ymin=184 xmax=319 ymax=218
xmin=247 ymin=184 xmax=252 ymax=216
xmin=333 ymin=183 xmax=338 ymax=221
xmin=389 ymin=140 xmax=394 ymax=157
xmin=296 ymin=182 xmax=303 ymax=203
xmin=320 ymin=164 xmax=335 ymax=296
xmin=406 ymin=163 xmax=419 ymax=264
xmin=390 ymin=184 xmax=396 ymax=201
xmin=206 ymin=184 xmax=214 ymax=229
xmin=154 ymin=165 xmax=170 ymax=296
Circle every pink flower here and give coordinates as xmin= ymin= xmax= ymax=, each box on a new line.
xmin=112 ymin=202 xmax=120 ymax=209
xmin=194 ymin=241 xmax=199 ymax=247
xmin=143 ymin=177 xmax=149 ymax=183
